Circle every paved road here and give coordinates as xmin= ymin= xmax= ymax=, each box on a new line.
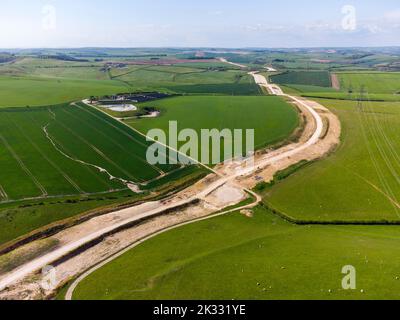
xmin=0 ymin=70 xmax=324 ymax=294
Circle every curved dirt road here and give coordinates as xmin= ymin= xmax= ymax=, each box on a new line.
xmin=0 ymin=70 xmax=326 ymax=297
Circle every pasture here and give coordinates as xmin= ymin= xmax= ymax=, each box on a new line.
xmin=0 ymin=76 xmax=129 ymax=107
xmin=265 ymin=99 xmax=400 ymax=222
xmin=71 ymin=206 xmax=400 ymax=300
xmin=0 ymin=57 xmax=260 ymax=108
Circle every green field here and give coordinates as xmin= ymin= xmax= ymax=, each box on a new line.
xmin=0 ymin=57 xmax=260 ymax=108
xmin=127 ymin=95 xmax=299 ymax=159
xmin=111 ymin=65 xmax=260 ymax=95
xmin=0 ymin=76 xmax=129 ymax=107
xmin=281 ymin=84 xmax=337 ymax=94
xmin=0 ymin=102 xmax=207 ymax=244
xmin=337 ymin=72 xmax=400 ymax=94
xmin=72 ymin=206 xmax=400 ymax=300
xmin=0 ymin=103 xmax=179 ymax=202
xmin=300 ymin=92 xmax=400 ymax=102
xmin=265 ymin=99 xmax=400 ymax=222
xmin=270 ymin=71 xmax=332 ymax=88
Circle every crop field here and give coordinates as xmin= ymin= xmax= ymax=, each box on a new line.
xmin=0 ymin=103 xmax=181 ymax=202
xmin=72 ymin=206 xmax=400 ymax=300
xmin=0 ymin=57 xmax=260 ymax=108
xmin=265 ymin=99 xmax=400 ymax=222
xmin=337 ymin=72 xmax=400 ymax=94
xmin=270 ymin=71 xmax=332 ymax=88
xmin=127 ymin=95 xmax=299 ymax=158
xmin=0 ymin=103 xmax=199 ymax=244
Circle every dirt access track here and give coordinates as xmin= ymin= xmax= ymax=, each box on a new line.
xmin=0 ymin=69 xmax=341 ymax=300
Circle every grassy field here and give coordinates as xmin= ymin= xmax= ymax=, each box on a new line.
xmin=127 ymin=95 xmax=299 ymax=160
xmin=270 ymin=71 xmax=332 ymax=88
xmin=0 ymin=57 xmax=260 ymax=108
xmin=71 ymin=206 xmax=400 ymax=300
xmin=300 ymin=92 xmax=400 ymax=102
xmin=265 ymin=99 xmax=400 ymax=222
xmin=0 ymin=76 xmax=129 ymax=107
xmin=281 ymin=84 xmax=337 ymax=94
xmin=111 ymin=65 xmax=260 ymax=95
xmin=337 ymin=72 xmax=400 ymax=94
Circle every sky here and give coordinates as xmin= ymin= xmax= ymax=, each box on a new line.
xmin=0 ymin=0 xmax=399 ymax=48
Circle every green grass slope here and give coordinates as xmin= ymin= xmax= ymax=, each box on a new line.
xmin=72 ymin=206 xmax=400 ymax=300
xmin=0 ymin=76 xmax=129 ymax=107
xmin=127 ymin=95 xmax=299 ymax=158
xmin=265 ymin=99 xmax=400 ymax=222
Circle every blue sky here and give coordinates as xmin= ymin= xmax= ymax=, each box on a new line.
xmin=1 ymin=0 xmax=399 ymax=48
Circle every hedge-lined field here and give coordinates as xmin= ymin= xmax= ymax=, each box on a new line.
xmin=270 ymin=71 xmax=332 ymax=88
xmin=114 ymin=67 xmax=260 ymax=94
xmin=0 ymin=103 xmax=201 ymax=245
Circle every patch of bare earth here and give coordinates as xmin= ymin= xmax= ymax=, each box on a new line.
xmin=331 ymin=73 xmax=340 ymax=90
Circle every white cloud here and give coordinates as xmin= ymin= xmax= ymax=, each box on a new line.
xmin=384 ymin=9 xmax=400 ymax=21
